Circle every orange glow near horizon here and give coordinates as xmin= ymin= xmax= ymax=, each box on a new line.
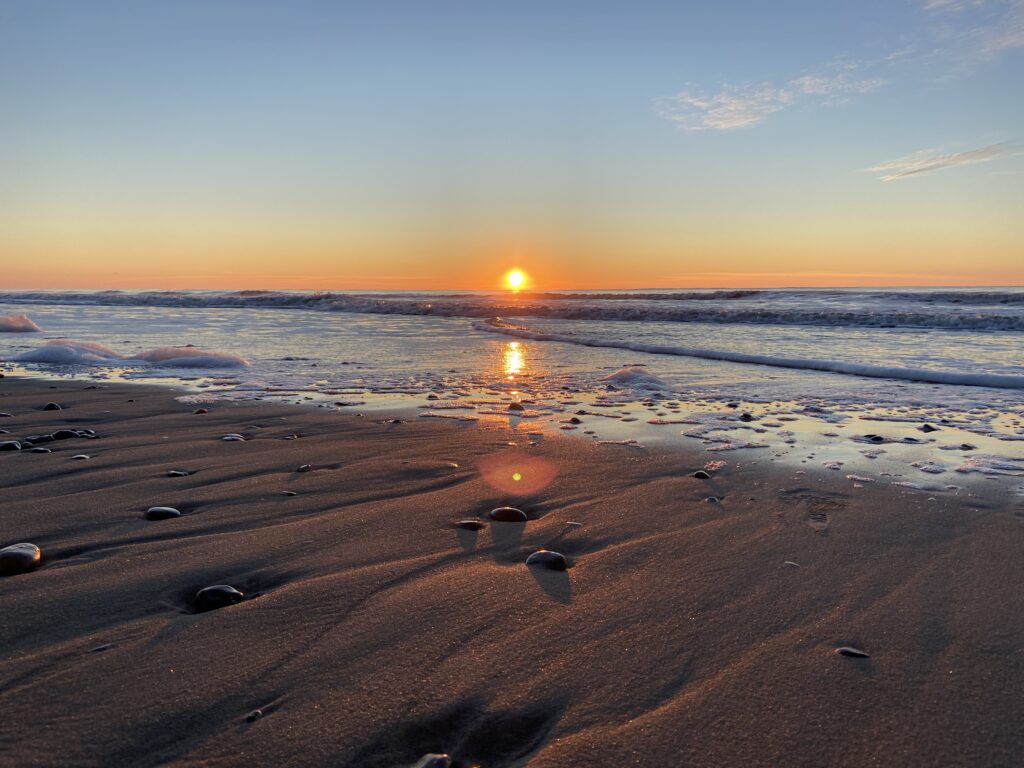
xmin=504 ymin=269 xmax=527 ymax=292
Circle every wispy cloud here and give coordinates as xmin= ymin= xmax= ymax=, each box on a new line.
xmin=865 ymin=142 xmax=1015 ymax=180
xmin=919 ymin=0 xmax=1024 ymax=60
xmin=655 ymin=61 xmax=884 ymax=132
xmin=922 ymin=0 xmax=987 ymax=13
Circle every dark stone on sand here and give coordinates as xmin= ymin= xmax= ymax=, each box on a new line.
xmin=42 ymin=402 xmax=62 ymax=411
xmin=51 ymin=429 xmax=79 ymax=440
xmin=222 ymin=434 xmax=246 ymax=442
xmin=526 ymin=550 xmax=568 ymax=571
xmin=245 ymin=709 xmax=264 ymax=723
xmin=426 ymin=393 xmax=439 ymax=400
xmin=296 ymin=464 xmax=313 ymax=472
xmin=456 ymin=519 xmax=485 ymax=530
xmin=70 ymin=454 xmax=90 ymax=460
xmin=412 ymin=755 xmax=451 ymax=768
xmin=144 ymin=506 xmax=182 ymax=520
xmin=919 ymin=424 xmax=939 ymax=432
xmin=960 ymin=443 xmax=977 ymax=451
xmin=0 ymin=543 xmax=42 ymax=576
xmin=568 ymin=416 xmax=582 ymax=424
xmin=836 ymin=646 xmax=870 ymax=658
xmin=25 ymin=434 xmax=55 ymax=443
xmin=507 ymin=402 xmax=525 ymax=412
xmin=704 ymin=496 xmax=720 ymax=503
xmin=489 ymin=506 xmax=528 ymax=522
xmin=193 ymin=408 xmax=208 ymax=414
xmin=194 ymin=584 xmax=245 ymax=613
xmin=166 ymin=470 xmax=189 ymax=477
xmin=283 ymin=491 xmax=297 ymax=496
xmin=575 ymin=410 xmax=587 ymax=415
xmin=388 ymin=419 xmax=403 ymax=424
xmin=0 ymin=412 xmax=11 ymax=417
xmin=90 ymin=643 xmax=113 ymax=653
xmin=866 ymin=434 xmax=884 ymax=443
xmin=693 ymin=470 xmax=711 ymax=479
xmin=30 ymin=447 xmax=51 ymax=453
xmin=0 ymin=440 xmax=21 ymax=451
xmin=739 ymin=412 xmax=755 ymax=422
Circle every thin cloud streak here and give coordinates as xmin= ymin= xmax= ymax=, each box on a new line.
xmin=865 ymin=142 xmax=1015 ymax=180
xmin=655 ymin=61 xmax=884 ymax=132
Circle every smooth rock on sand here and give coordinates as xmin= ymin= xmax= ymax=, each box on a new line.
xmin=0 ymin=440 xmax=21 ymax=451
xmin=193 ymin=408 xmax=208 ymax=414
xmin=412 ymin=755 xmax=451 ymax=768
xmin=42 ymin=402 xmax=62 ymax=411
xmin=526 ymin=550 xmax=568 ymax=571
xmin=693 ymin=470 xmax=711 ymax=479
xmin=194 ymin=585 xmax=245 ymax=613
xmin=51 ymin=429 xmax=80 ymax=440
xmin=144 ymin=506 xmax=182 ymax=521
xmin=455 ymin=519 xmax=485 ymax=530
xmin=166 ymin=470 xmax=189 ymax=477
xmin=836 ymin=646 xmax=871 ymax=658
xmin=507 ymin=402 xmax=525 ymax=412
xmin=489 ymin=506 xmax=528 ymax=522
xmin=296 ymin=464 xmax=312 ymax=472
xmin=222 ymin=434 xmax=246 ymax=442
xmin=0 ymin=543 xmax=42 ymax=576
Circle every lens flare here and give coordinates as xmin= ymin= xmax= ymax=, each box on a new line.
xmin=478 ymin=451 xmax=557 ymax=495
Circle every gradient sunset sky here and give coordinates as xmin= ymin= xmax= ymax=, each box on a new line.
xmin=1 ymin=1 xmax=1021 ymax=290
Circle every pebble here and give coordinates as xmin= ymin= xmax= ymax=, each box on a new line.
xmin=0 ymin=412 xmax=11 ymax=417
xmin=704 ymin=496 xmax=720 ymax=503
xmin=193 ymin=408 xmax=208 ymax=414
xmin=42 ymin=402 xmax=62 ymax=411
xmin=144 ymin=506 xmax=182 ymax=520
xmin=455 ymin=519 xmax=485 ymax=530
xmin=194 ymin=584 xmax=245 ymax=613
xmin=166 ymin=470 xmax=189 ymax=477
xmin=282 ymin=491 xmax=297 ymax=496
xmin=568 ymin=416 xmax=582 ymax=424
xmin=245 ymin=709 xmax=264 ymax=723
xmin=30 ymin=447 xmax=51 ymax=453
xmin=51 ymin=429 xmax=79 ymax=440
xmin=0 ymin=440 xmax=21 ymax=451
xmin=296 ymin=464 xmax=313 ymax=472
xmin=489 ymin=506 xmax=528 ymax=522
xmin=70 ymin=454 xmax=90 ymax=460
xmin=919 ymin=424 xmax=939 ymax=433
xmin=90 ymin=643 xmax=113 ymax=653
xmin=412 ymin=756 xmax=451 ymax=768
xmin=783 ymin=561 xmax=801 ymax=568
xmin=739 ymin=413 xmax=755 ymax=422
xmin=526 ymin=550 xmax=568 ymax=571
xmin=222 ymin=434 xmax=246 ymax=442
xmin=692 ymin=470 xmax=711 ymax=479
xmin=836 ymin=646 xmax=871 ymax=658
xmin=0 ymin=543 xmax=42 ymax=576
xmin=507 ymin=402 xmax=525 ymax=412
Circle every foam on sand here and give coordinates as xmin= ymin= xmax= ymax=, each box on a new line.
xmin=599 ymin=366 xmax=669 ymax=390
xmin=11 ymin=340 xmax=249 ymax=368
xmin=0 ymin=313 xmax=41 ymax=333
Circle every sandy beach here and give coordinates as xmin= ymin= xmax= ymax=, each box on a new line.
xmin=1 ymin=375 xmax=1022 ymax=767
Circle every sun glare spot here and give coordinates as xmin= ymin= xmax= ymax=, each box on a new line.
xmin=504 ymin=269 xmax=526 ymax=291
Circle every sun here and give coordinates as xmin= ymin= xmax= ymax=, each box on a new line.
xmin=504 ymin=269 xmax=527 ymax=291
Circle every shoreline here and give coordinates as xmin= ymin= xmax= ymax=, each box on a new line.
xmin=1 ymin=375 xmax=1023 ymax=766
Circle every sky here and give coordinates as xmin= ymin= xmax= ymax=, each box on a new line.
xmin=0 ymin=0 xmax=1022 ymax=290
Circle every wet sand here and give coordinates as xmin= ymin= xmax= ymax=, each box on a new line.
xmin=1 ymin=377 xmax=1023 ymax=767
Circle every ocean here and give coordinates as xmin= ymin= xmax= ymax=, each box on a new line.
xmin=2 ymin=287 xmax=1022 ymax=490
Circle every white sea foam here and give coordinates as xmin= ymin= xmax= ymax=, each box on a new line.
xmin=600 ymin=366 xmax=669 ymax=390
xmin=0 ymin=313 xmax=41 ymax=332
xmin=11 ymin=340 xmax=248 ymax=368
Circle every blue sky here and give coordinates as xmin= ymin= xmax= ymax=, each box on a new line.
xmin=0 ymin=1 xmax=1021 ymax=288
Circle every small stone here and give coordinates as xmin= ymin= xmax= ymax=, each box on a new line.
xmin=0 ymin=543 xmax=42 ymax=576
xmin=726 ymin=402 xmax=739 ymax=408
xmin=455 ymin=519 xmax=485 ymax=530
xmin=42 ymin=402 xmax=62 ymax=411
xmin=692 ymin=470 xmax=711 ymax=479
xmin=526 ymin=550 xmax=568 ymax=571
xmin=704 ymin=496 xmax=720 ymax=503
xmin=507 ymin=402 xmax=525 ymax=412
xmin=412 ymin=755 xmax=451 ymax=768
xmin=194 ymin=584 xmax=245 ymax=613
xmin=222 ymin=434 xmax=246 ymax=442
xmin=0 ymin=412 xmax=11 ymax=417
xmin=193 ymin=408 xmax=208 ymax=414
xmin=488 ymin=506 xmax=528 ymax=522
xmin=51 ymin=429 xmax=79 ymax=440
xmin=144 ymin=506 xmax=182 ymax=520
xmin=960 ymin=443 xmax=976 ymax=451
xmin=25 ymin=433 xmax=54 ymax=443
xmin=919 ymin=424 xmax=939 ymax=433
xmin=245 ymin=709 xmax=264 ymax=723
xmin=30 ymin=447 xmax=51 ymax=453
xmin=296 ymin=464 xmax=312 ymax=472
xmin=783 ymin=561 xmax=801 ymax=568
xmin=282 ymin=491 xmax=297 ymax=496
xmin=0 ymin=440 xmax=21 ymax=451
xmin=166 ymin=470 xmax=189 ymax=477
xmin=836 ymin=646 xmax=870 ymax=658
xmin=426 ymin=394 xmax=439 ymax=400
xmin=568 ymin=416 xmax=582 ymax=424
xmin=90 ymin=643 xmax=113 ymax=653
xmin=739 ymin=413 xmax=755 ymax=422
xmin=70 ymin=454 xmax=90 ymax=460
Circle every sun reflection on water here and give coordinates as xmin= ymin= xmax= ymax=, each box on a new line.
xmin=503 ymin=341 xmax=525 ymax=380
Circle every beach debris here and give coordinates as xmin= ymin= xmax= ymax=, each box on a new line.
xmin=412 ymin=755 xmax=452 ymax=768
xmin=0 ymin=543 xmax=42 ymax=576
xmin=42 ymin=402 xmax=62 ymax=411
xmin=693 ymin=470 xmax=711 ymax=479
xmin=489 ymin=506 xmax=528 ymax=522
xmin=166 ymin=470 xmax=189 ymax=477
xmin=0 ymin=440 xmax=21 ymax=451
xmin=836 ymin=646 xmax=871 ymax=659
xmin=456 ymin=519 xmax=485 ymax=530
xmin=526 ymin=550 xmax=568 ymax=571
xmin=194 ymin=584 xmax=245 ymax=613
xmin=144 ymin=506 xmax=182 ymax=520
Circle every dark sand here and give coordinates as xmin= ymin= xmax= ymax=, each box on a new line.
xmin=1 ymin=377 xmax=1023 ymax=767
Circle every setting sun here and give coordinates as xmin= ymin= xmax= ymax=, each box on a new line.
xmin=504 ymin=269 xmax=527 ymax=291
